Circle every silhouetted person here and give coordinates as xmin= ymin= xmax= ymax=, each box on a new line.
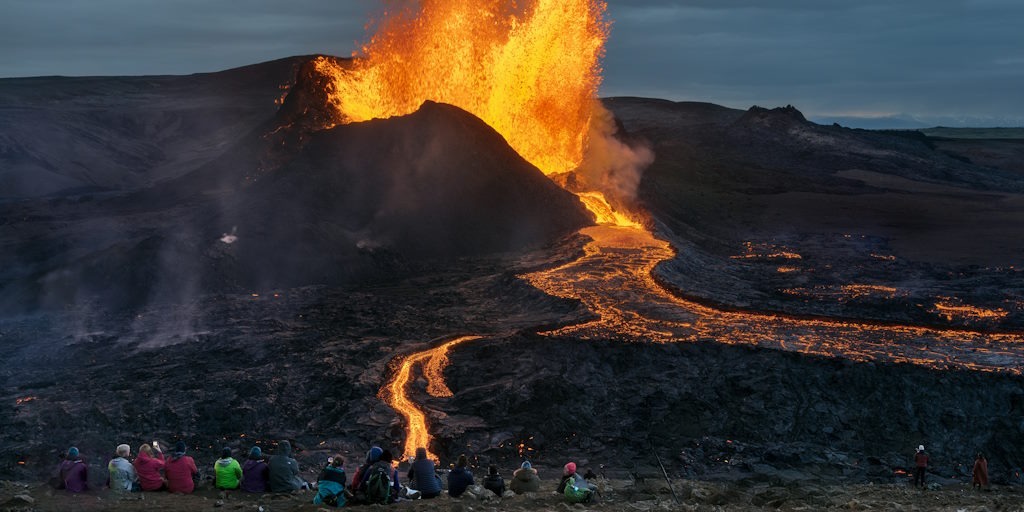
xmin=406 ymin=447 xmax=442 ymax=498
xmin=973 ymin=453 xmax=989 ymax=490
xmin=510 ymin=460 xmax=541 ymax=494
xmin=359 ymin=448 xmax=400 ymax=504
xmin=241 ymin=446 xmax=270 ymax=493
xmin=913 ymin=445 xmax=928 ymax=489
xmin=56 ymin=447 xmax=88 ymax=493
xmin=447 ymin=454 xmax=474 ymax=498
xmin=164 ymin=441 xmax=198 ymax=494
xmin=483 ymin=464 xmax=505 ymax=496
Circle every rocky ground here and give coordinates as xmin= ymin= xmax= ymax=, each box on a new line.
xmin=2 ymin=477 xmax=1022 ymax=511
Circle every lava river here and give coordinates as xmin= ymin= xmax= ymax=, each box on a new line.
xmin=384 ymin=212 xmax=1024 ymax=458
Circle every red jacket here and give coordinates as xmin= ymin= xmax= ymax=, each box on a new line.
xmin=165 ymin=455 xmax=198 ymax=493
xmin=134 ymin=451 xmax=166 ymax=491
xmin=914 ymin=452 xmax=928 ymax=468
xmin=972 ymin=458 xmax=989 ymax=487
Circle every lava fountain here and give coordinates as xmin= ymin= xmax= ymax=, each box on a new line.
xmin=314 ymin=0 xmax=609 ymax=177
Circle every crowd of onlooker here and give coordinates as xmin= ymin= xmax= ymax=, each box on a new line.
xmin=54 ymin=440 xmax=601 ymax=507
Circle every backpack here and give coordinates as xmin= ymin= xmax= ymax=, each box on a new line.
xmin=365 ymin=465 xmax=392 ymax=504
xmin=564 ymin=475 xmax=594 ymax=504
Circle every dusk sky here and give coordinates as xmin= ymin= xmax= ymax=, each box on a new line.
xmin=2 ymin=0 xmax=1022 ymax=126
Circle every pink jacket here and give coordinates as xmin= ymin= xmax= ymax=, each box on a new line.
xmin=133 ymin=451 xmax=166 ymax=491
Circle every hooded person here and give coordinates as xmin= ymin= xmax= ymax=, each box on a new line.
xmin=268 ymin=440 xmax=305 ymax=492
xmin=215 ymin=447 xmax=243 ymax=490
xmin=313 ymin=455 xmax=347 ymax=507
xmin=57 ymin=447 xmax=89 ymax=493
xmin=510 ymin=460 xmax=541 ymax=494
xmin=241 ymin=446 xmax=270 ymax=493
xmin=108 ymin=444 xmax=139 ymax=492
xmin=913 ymin=445 xmax=928 ymax=489
xmin=406 ymin=447 xmax=443 ymax=499
xmin=972 ymin=453 xmax=989 ymax=489
xmin=359 ymin=449 xmax=400 ymax=504
xmin=483 ymin=464 xmax=506 ymax=496
xmin=164 ymin=441 xmax=198 ymax=494
xmin=447 ymin=454 xmax=474 ymax=498
xmin=133 ymin=443 xmax=166 ymax=491
xmin=352 ymin=446 xmax=382 ymax=489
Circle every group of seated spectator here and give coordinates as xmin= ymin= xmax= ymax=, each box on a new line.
xmin=57 ymin=441 xmax=599 ymax=506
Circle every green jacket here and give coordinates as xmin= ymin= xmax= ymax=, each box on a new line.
xmin=214 ymin=458 xmax=243 ymax=489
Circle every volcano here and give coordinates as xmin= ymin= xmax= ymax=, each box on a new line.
xmin=2 ymin=57 xmax=1024 ymax=496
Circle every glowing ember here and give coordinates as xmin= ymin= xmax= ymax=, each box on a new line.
xmin=931 ymin=298 xmax=1009 ymax=323
xmin=15 ymin=396 xmax=36 ymax=405
xmin=316 ymin=0 xmax=608 ymax=177
xmin=384 ymin=336 xmax=482 ymax=460
xmin=731 ymin=241 xmax=802 ymax=261
xmin=776 ymin=266 xmax=799 ymax=273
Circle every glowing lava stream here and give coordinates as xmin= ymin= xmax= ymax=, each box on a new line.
xmin=523 ymin=223 xmax=1024 ymax=375
xmin=384 ymin=335 xmax=482 ymax=460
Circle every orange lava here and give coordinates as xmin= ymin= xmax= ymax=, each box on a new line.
xmin=523 ymin=225 xmax=1024 ymax=374
xmin=15 ymin=396 xmax=36 ymax=405
xmin=315 ymin=0 xmax=608 ymax=176
xmin=932 ymin=299 xmax=1009 ymax=323
xmin=384 ymin=336 xmax=482 ymax=460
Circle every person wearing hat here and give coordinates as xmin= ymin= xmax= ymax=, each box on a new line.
xmin=483 ymin=464 xmax=506 ymax=496
xmin=57 ymin=446 xmax=89 ymax=493
xmin=164 ymin=441 xmax=198 ymax=494
xmin=108 ymin=444 xmax=139 ymax=492
xmin=511 ymin=460 xmax=541 ymax=494
xmin=557 ymin=462 xmax=577 ymax=494
xmin=913 ymin=445 xmax=929 ymax=489
xmin=351 ymin=446 xmax=383 ymax=490
xmin=559 ymin=461 xmax=597 ymax=504
xmin=215 ymin=447 xmax=243 ymax=490
xmin=241 ymin=446 xmax=270 ymax=493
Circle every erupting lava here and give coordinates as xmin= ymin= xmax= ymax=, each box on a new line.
xmin=384 ymin=336 xmax=482 ymax=460
xmin=315 ymin=0 xmax=608 ymax=176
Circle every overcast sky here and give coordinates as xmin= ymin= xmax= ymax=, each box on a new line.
xmin=2 ymin=0 xmax=1022 ymax=125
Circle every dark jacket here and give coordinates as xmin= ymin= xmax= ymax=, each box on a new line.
xmin=359 ymin=460 xmax=400 ymax=497
xmin=447 ymin=467 xmax=474 ymax=497
xmin=915 ymin=452 xmax=928 ymax=468
xmin=242 ymin=459 xmax=270 ymax=493
xmin=511 ymin=467 xmax=541 ymax=493
xmin=268 ymin=441 xmax=302 ymax=492
xmin=57 ymin=459 xmax=88 ymax=493
xmin=973 ymin=457 xmax=989 ymax=487
xmin=483 ymin=473 xmax=505 ymax=496
xmin=407 ymin=448 xmax=442 ymax=496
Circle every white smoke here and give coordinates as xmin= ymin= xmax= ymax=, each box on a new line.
xmin=577 ymin=102 xmax=655 ymax=202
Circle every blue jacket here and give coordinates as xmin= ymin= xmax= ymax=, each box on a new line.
xmin=407 ymin=458 xmax=442 ymax=495
xmin=447 ymin=467 xmax=474 ymax=497
xmin=313 ymin=465 xmax=346 ymax=507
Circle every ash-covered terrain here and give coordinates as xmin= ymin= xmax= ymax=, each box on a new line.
xmin=1 ymin=57 xmax=1023 ymax=493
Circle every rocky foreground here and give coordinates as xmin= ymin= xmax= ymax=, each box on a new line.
xmin=2 ymin=477 xmax=1021 ymax=511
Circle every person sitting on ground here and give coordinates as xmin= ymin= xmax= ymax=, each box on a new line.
xmin=510 ymin=460 xmax=541 ymax=494
xmin=134 ymin=443 xmax=166 ymax=491
xmin=912 ymin=445 xmax=928 ymax=489
xmin=560 ymin=462 xmax=597 ymax=504
xmin=360 ymin=448 xmax=400 ymax=504
xmin=447 ymin=454 xmax=474 ymax=498
xmin=241 ymin=446 xmax=270 ymax=493
xmin=56 ymin=447 xmax=88 ymax=493
xmin=313 ymin=455 xmax=347 ymax=507
xmin=164 ymin=441 xmax=198 ymax=494
xmin=268 ymin=440 xmax=305 ymax=492
xmin=352 ymin=446 xmax=382 ymax=490
xmin=108 ymin=444 xmax=139 ymax=492
xmin=215 ymin=447 xmax=243 ymax=490
xmin=972 ymin=452 xmax=989 ymax=490
xmin=406 ymin=447 xmax=443 ymax=499
xmin=483 ymin=464 xmax=506 ymax=496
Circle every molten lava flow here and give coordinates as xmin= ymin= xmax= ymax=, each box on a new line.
xmin=522 ymin=225 xmax=1024 ymax=374
xmin=316 ymin=0 xmax=608 ymax=176
xmin=384 ymin=336 xmax=482 ymax=460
